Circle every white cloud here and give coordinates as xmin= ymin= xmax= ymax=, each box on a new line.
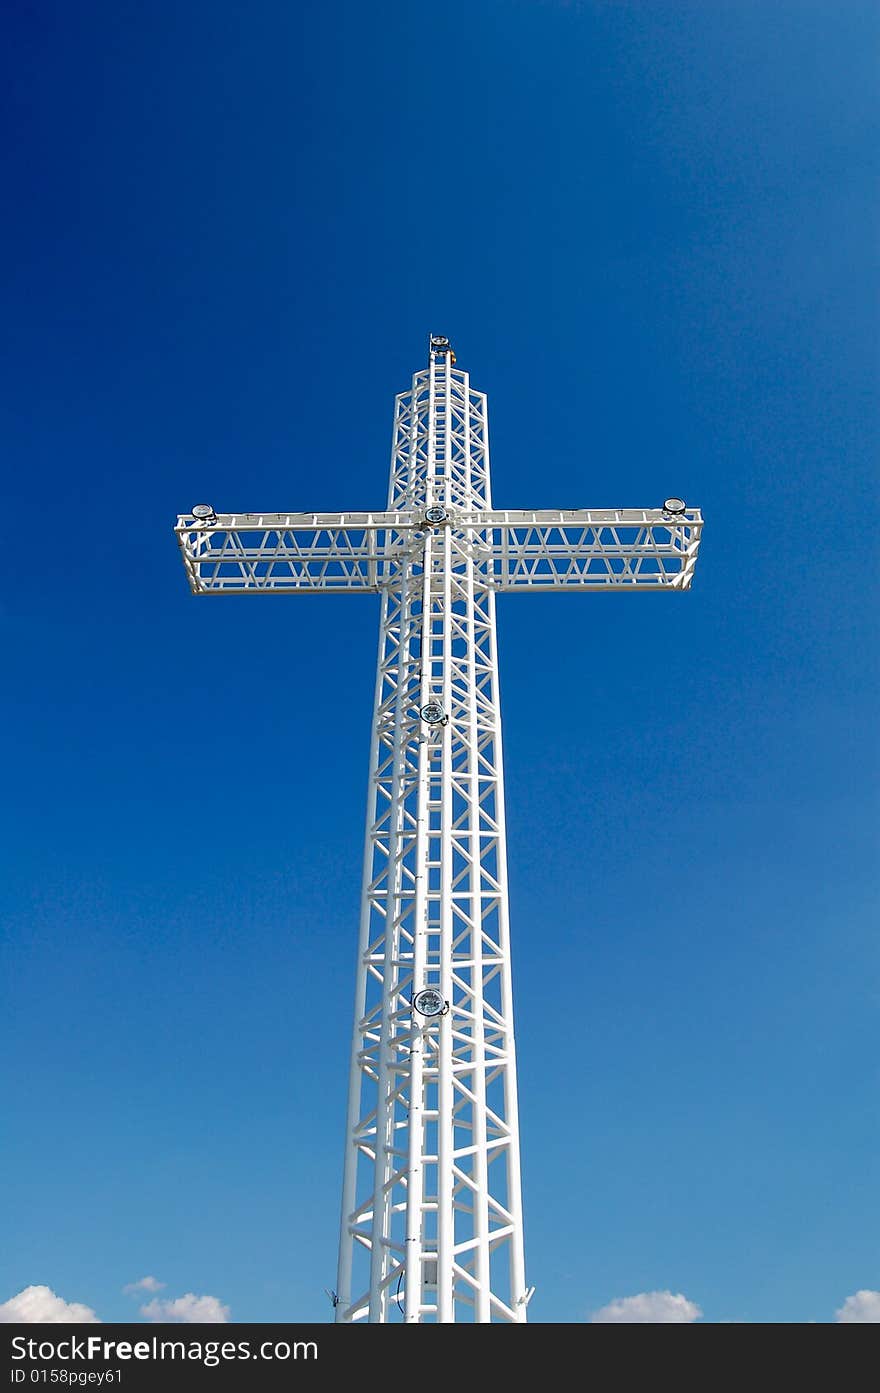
xmin=835 ymin=1290 xmax=880 ymax=1323
xmin=140 ymin=1293 xmax=230 ymax=1324
xmin=0 ymin=1286 xmax=100 ymax=1324
xmin=590 ymin=1290 xmax=703 ymax=1324
xmin=123 ymin=1277 xmax=165 ymax=1295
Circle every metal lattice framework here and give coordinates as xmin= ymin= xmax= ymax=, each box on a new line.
xmin=174 ymin=338 xmax=703 ymax=1323
xmin=175 ymin=509 xmax=700 ymax=594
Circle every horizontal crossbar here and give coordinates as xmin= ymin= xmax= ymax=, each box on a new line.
xmin=175 ymin=509 xmax=703 ymax=594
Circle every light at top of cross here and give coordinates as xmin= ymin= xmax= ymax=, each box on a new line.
xmin=429 ymin=333 xmax=456 ymax=363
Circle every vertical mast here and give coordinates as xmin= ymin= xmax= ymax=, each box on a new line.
xmin=335 ymin=339 xmax=527 ymax=1322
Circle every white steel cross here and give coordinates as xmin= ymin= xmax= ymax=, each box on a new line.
xmin=174 ymin=336 xmax=703 ymax=1323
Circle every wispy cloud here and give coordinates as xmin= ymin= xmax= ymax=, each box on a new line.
xmin=140 ymin=1293 xmax=230 ymax=1324
xmin=590 ymin=1290 xmax=702 ymax=1323
xmin=123 ymin=1276 xmax=165 ymax=1296
xmin=835 ymin=1290 xmax=880 ymax=1323
xmin=0 ymin=1286 xmax=100 ymax=1324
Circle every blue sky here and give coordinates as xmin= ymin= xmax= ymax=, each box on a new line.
xmin=1 ymin=0 xmax=877 ymax=1325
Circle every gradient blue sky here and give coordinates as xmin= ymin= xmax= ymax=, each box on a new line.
xmin=2 ymin=1 xmax=878 ymax=1325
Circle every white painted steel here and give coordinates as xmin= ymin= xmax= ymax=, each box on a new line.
xmin=174 ymin=341 xmax=703 ymax=1323
xmin=175 ymin=510 xmax=703 ymax=594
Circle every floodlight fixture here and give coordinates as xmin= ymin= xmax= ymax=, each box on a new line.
xmin=413 ymin=988 xmax=447 ymax=1018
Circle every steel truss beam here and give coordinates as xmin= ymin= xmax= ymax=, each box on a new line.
xmin=175 ymin=508 xmax=702 ymax=594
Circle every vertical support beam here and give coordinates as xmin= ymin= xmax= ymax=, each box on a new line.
xmin=336 ymin=344 xmax=528 ymax=1322
xmin=335 ymin=588 xmax=388 ymax=1322
xmin=437 ymin=525 xmax=454 ymax=1322
xmin=488 ymin=584 xmax=527 ymax=1317
xmin=466 ymin=556 xmax=491 ymax=1322
xmin=367 ymin=577 xmax=412 ymax=1321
